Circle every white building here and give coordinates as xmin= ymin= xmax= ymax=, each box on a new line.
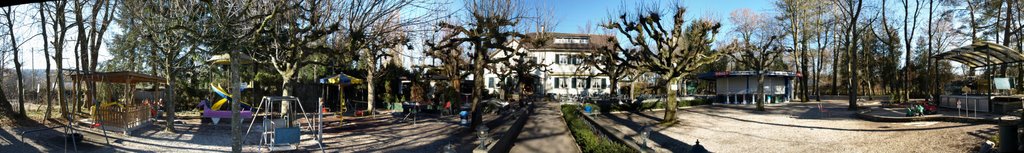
xmin=484 ymin=32 xmax=617 ymax=96
xmin=696 ymin=71 xmax=799 ymax=104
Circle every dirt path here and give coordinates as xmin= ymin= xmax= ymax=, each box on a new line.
xmin=592 ymin=100 xmax=996 ymax=153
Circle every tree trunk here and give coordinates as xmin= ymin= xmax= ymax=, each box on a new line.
xmin=451 ymin=77 xmax=461 ymax=107
xmin=610 ymin=77 xmax=620 ymax=97
xmin=801 ymin=41 xmax=810 ymax=102
xmin=470 ymin=43 xmax=485 ymax=129
xmin=663 ymin=77 xmax=679 ymax=123
xmin=757 ymin=73 xmax=766 ymax=111
xmin=848 ymin=0 xmax=862 ymax=111
xmin=163 ymin=63 xmax=177 ymax=132
xmin=229 ymin=50 xmax=243 ymax=152
xmin=0 ymin=68 xmax=13 ymax=117
xmin=366 ymin=69 xmax=375 ymax=117
xmin=498 ymin=77 xmax=506 ymax=100
xmin=280 ymin=71 xmax=294 ymax=122
xmin=832 ymin=39 xmax=839 ymax=95
xmin=6 ymin=9 xmax=25 ymax=117
xmin=40 ymin=2 xmax=53 ymax=123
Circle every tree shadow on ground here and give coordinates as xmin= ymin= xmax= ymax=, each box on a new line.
xmin=681 ymin=109 xmax=981 ymax=132
xmin=319 ymin=105 xmax=524 ymax=153
xmin=4 ymin=117 xmax=158 ymax=153
xmin=602 ymin=112 xmax=695 ymax=152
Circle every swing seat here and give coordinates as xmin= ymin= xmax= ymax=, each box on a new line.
xmin=274 ymin=127 xmax=301 ymax=144
xmin=267 ymin=127 xmax=300 ymax=151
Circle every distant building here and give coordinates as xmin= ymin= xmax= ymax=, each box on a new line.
xmin=484 ymin=32 xmax=620 ymax=96
xmin=697 ymin=71 xmax=799 ymax=104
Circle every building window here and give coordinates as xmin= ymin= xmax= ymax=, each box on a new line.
xmin=554 ymin=37 xmax=590 ymax=44
xmin=571 ymin=78 xmax=577 ymax=89
xmin=585 ymin=78 xmax=593 ymax=88
xmin=488 ymin=77 xmax=495 ymax=88
xmin=553 ymin=77 xmax=560 ymax=89
xmin=601 ymin=78 xmax=607 ymax=89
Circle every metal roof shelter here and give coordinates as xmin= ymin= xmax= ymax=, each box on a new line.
xmin=932 ymin=41 xmax=1024 ymax=68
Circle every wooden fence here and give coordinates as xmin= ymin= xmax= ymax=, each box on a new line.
xmin=94 ymin=104 xmax=153 ymax=134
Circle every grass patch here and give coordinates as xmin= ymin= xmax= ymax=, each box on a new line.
xmin=561 ymin=105 xmax=638 ymax=153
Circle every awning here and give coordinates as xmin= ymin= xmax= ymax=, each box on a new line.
xmin=206 ymin=53 xmax=256 ymax=65
xmin=319 ymin=73 xmax=363 ymax=85
xmin=697 ymin=71 xmax=800 ymax=80
xmin=71 ymin=71 xmax=166 ymax=84
xmin=932 ymin=41 xmax=1024 ymax=68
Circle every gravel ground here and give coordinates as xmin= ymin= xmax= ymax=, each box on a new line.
xmin=592 ymin=100 xmax=997 ymax=153
xmin=0 ymin=114 xmax=465 ymax=152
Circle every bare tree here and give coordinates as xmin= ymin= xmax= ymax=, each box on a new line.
xmin=47 ymin=0 xmax=73 ymax=119
xmin=247 ymin=0 xmax=339 ymax=118
xmin=723 ymin=8 xmax=788 ymax=111
xmin=121 ymin=0 xmax=210 ymax=133
xmin=433 ymin=0 xmax=526 ymax=129
xmin=336 ymin=0 xmax=442 ymax=117
xmin=901 ymin=0 xmax=922 ymax=102
xmin=38 ymin=3 xmax=53 ymax=123
xmin=834 ymin=0 xmax=864 ymax=110
xmin=3 ymin=5 xmax=27 ymax=118
xmin=604 ymin=3 xmax=723 ymax=123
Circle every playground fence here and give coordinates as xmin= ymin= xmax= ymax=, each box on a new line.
xmin=94 ymin=104 xmax=153 ymax=134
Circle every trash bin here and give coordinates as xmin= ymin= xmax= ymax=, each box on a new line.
xmin=459 ymin=111 xmax=469 ymax=125
xmin=999 ymin=116 xmax=1019 ymax=153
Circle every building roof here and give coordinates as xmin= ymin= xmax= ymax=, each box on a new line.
xmin=520 ymin=32 xmax=617 ymax=51
xmin=697 ymin=71 xmax=800 ymax=80
xmin=932 ymin=41 xmax=1024 ymax=68
xmin=71 ymin=71 xmax=166 ymax=84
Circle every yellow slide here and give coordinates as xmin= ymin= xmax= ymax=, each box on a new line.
xmin=210 ymin=83 xmax=250 ymax=110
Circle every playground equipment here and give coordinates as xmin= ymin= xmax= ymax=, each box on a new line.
xmin=72 ymin=71 xmax=164 ymax=134
xmin=203 ymin=53 xmax=256 ymax=125
xmin=199 ymin=99 xmax=253 ymax=125
xmin=209 ymin=83 xmax=252 ymax=110
xmin=201 ymin=83 xmax=254 ymax=124
xmin=318 ymin=73 xmax=363 ymax=124
xmin=245 ymin=96 xmax=324 ymax=152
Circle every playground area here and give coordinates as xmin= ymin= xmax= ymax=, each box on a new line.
xmin=0 ymin=108 xmax=498 ymax=152
xmin=589 ymin=100 xmax=997 ymax=153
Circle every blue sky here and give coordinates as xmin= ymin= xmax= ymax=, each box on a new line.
xmin=536 ymin=0 xmax=777 ymax=36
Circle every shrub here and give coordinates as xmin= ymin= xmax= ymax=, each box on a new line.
xmin=562 ymin=105 xmax=638 ymax=153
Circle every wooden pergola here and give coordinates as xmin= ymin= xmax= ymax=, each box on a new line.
xmin=69 ymin=71 xmax=165 ymax=134
xmin=71 ymin=71 xmax=166 ymax=84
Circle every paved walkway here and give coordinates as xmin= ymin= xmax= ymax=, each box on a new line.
xmin=591 ymin=100 xmax=997 ymax=153
xmin=510 ymin=101 xmax=580 ymax=153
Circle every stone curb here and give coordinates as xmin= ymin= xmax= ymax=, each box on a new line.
xmin=486 ymin=103 xmax=534 ymax=153
xmin=855 ymin=109 xmax=998 ymax=124
xmin=578 ymin=109 xmax=649 ymax=153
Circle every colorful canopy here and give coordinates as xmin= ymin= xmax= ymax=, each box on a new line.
xmin=319 ymin=73 xmax=363 ymax=85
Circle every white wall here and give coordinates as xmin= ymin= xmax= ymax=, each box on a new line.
xmin=715 ymin=76 xmax=788 ymax=95
xmin=483 ymin=41 xmax=610 ymax=96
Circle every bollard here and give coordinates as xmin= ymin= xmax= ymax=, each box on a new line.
xmin=998 ymin=116 xmax=1020 ymax=153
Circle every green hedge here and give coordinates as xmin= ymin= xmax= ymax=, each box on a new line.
xmin=562 ymin=105 xmax=638 ymax=153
